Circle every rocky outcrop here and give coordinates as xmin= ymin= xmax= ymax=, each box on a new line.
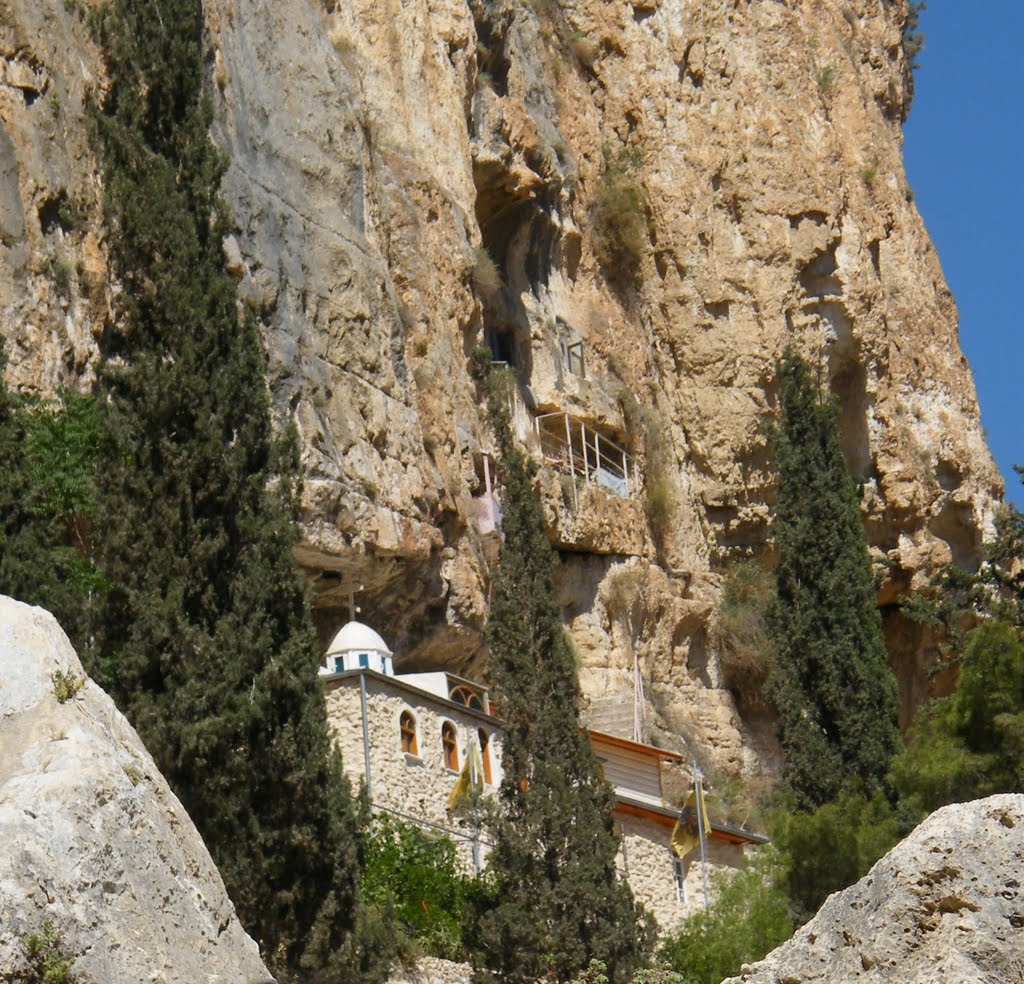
xmin=0 ymin=596 xmax=272 ymax=983
xmin=728 ymin=794 xmax=1024 ymax=984
xmin=0 ymin=1 xmax=1004 ymax=774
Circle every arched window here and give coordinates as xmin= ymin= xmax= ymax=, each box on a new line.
xmin=449 ymin=684 xmax=484 ymax=711
xmin=399 ymin=710 xmax=418 ymax=756
xmin=478 ymin=728 xmax=493 ymax=785
xmin=441 ymin=722 xmax=459 ymax=771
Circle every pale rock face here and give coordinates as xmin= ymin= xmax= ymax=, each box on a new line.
xmin=727 ymin=794 xmax=1024 ymax=984
xmin=0 ymin=0 xmax=1003 ymax=774
xmin=0 ymin=596 xmax=273 ymax=983
xmin=0 ymin=2 xmax=107 ymax=394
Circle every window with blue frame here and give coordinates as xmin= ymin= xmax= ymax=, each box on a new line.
xmin=358 ymin=652 xmax=369 ymax=668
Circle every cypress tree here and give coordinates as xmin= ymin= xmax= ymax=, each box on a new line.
xmin=468 ymin=359 xmax=651 ymax=984
xmin=87 ymin=3 xmax=390 ymax=978
xmin=765 ymin=348 xmax=901 ymax=810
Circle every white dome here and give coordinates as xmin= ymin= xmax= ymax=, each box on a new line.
xmin=326 ymin=620 xmax=392 ymax=657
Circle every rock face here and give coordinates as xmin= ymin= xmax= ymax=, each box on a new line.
xmin=0 ymin=596 xmax=273 ymax=983
xmin=0 ymin=1 xmax=1004 ymax=774
xmin=728 ymin=794 xmax=1024 ymax=984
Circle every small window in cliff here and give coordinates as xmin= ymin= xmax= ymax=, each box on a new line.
xmin=442 ymin=721 xmax=459 ymax=771
xmin=400 ymin=710 xmax=418 ymax=757
xmin=560 ymin=339 xmax=585 ymax=378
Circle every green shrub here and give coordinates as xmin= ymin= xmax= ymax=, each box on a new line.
xmin=51 ymin=669 xmax=84 ymax=704
xmin=42 ymin=255 xmax=75 ymax=298
xmin=769 ymin=786 xmax=902 ymax=924
xmin=715 ymin=559 xmax=775 ymax=703
xmin=0 ymin=380 xmax=104 ymax=652
xmin=593 ymin=145 xmax=648 ymax=288
xmin=815 ymin=64 xmax=837 ymax=99
xmin=902 ymin=1 xmax=926 ymax=70
xmin=643 ymin=475 xmax=673 ymax=535
xmin=890 ymin=620 xmax=1024 ymax=814
xmin=659 ymin=848 xmax=793 ymax=984
xmin=618 ymin=393 xmax=674 ymax=545
xmin=7 ymin=919 xmax=77 ymax=983
xmin=361 ymin=814 xmax=469 ymax=961
xmin=472 ymin=246 xmax=503 ymax=299
xmin=567 ymin=960 xmax=686 ymax=984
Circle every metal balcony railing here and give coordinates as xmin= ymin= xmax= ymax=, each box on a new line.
xmin=533 ymin=411 xmax=632 ymax=505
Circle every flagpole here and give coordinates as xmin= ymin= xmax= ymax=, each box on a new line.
xmin=694 ymin=761 xmax=710 ymax=909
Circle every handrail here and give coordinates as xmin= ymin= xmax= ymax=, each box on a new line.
xmin=532 ymin=411 xmax=632 ymax=497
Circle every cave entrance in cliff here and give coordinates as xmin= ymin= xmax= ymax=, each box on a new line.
xmin=821 ymin=303 xmax=873 ymax=483
xmin=487 ymin=327 xmax=518 ymax=366
xmin=830 ymin=360 xmax=872 ymax=482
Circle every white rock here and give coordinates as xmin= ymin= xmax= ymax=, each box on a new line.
xmin=727 ymin=794 xmax=1024 ymax=983
xmin=0 ymin=596 xmax=274 ymax=983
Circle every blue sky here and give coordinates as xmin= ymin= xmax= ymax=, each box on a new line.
xmin=902 ymin=2 xmax=1023 ymax=508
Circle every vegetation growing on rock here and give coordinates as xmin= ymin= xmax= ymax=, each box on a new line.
xmin=0 ymin=353 xmax=102 ymax=649
xmin=592 ymin=145 xmax=648 ymax=291
xmin=4 ymin=919 xmax=77 ymax=984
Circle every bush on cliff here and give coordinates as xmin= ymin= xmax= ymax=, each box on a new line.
xmin=0 ymin=353 xmax=102 ymax=649
xmin=892 ymin=619 xmax=1024 ymax=815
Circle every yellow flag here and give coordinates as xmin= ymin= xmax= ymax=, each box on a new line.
xmin=447 ymin=740 xmax=484 ymax=811
xmin=671 ymin=785 xmax=710 ymax=858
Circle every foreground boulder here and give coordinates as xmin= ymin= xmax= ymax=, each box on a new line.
xmin=0 ymin=596 xmax=273 ymax=982
xmin=728 ymin=794 xmax=1024 ymax=983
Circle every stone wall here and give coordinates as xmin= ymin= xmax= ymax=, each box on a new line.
xmin=387 ymin=956 xmax=473 ymax=984
xmin=618 ymin=813 xmax=748 ymax=932
xmin=324 ymin=673 xmax=503 ymax=869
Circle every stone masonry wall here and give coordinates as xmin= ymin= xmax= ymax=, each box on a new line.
xmin=324 ymin=673 xmax=503 ymax=870
xmin=324 ymin=671 xmax=749 ymax=926
xmin=617 ymin=813 xmax=748 ymax=932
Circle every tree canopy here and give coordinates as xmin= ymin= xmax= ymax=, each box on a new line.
xmin=82 ymin=2 xmax=389 ymax=977
xmin=765 ymin=348 xmax=901 ymax=809
xmin=466 ymin=359 xmax=651 ymax=984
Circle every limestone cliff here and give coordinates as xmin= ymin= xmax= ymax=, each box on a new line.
xmin=0 ymin=595 xmax=273 ymax=982
xmin=0 ymin=0 xmax=1002 ymax=777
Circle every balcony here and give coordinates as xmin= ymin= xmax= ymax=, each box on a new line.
xmin=533 ymin=411 xmax=633 ymax=504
